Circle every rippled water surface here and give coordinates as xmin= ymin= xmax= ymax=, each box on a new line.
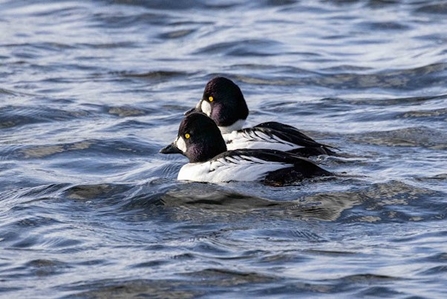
xmin=1 ymin=0 xmax=447 ymax=298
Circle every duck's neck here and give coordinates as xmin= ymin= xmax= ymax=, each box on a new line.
xmin=218 ymin=119 xmax=246 ymax=134
xmin=188 ymin=137 xmax=227 ymax=163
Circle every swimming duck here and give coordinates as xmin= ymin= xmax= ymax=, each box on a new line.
xmin=160 ymin=112 xmax=333 ymax=186
xmin=186 ymin=76 xmax=337 ymax=157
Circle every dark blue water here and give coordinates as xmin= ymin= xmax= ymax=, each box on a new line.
xmin=1 ymin=0 xmax=447 ymax=298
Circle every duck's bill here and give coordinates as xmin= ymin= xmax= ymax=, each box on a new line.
xmin=184 ymin=106 xmax=198 ymax=116
xmin=159 ymin=143 xmax=183 ymax=154
xmin=184 ymin=99 xmax=203 ymax=115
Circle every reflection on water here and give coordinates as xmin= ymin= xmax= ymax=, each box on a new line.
xmin=1 ymin=0 xmax=447 ymax=298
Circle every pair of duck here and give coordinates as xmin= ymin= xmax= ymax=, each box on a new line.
xmin=160 ymin=77 xmax=338 ymax=186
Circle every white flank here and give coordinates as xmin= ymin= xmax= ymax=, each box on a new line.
xmin=225 ymin=130 xmax=300 ymax=151
xmin=175 ymin=136 xmax=187 ymax=153
xmin=177 ymin=156 xmax=292 ymax=183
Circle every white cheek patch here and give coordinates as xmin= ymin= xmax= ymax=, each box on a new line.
xmin=201 ymin=101 xmax=212 ymax=116
xmin=175 ymin=136 xmax=187 ymax=153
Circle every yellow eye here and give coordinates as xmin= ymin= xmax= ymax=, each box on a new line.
xmin=184 ymin=133 xmax=190 ymax=139
xmin=208 ymin=96 xmax=214 ymax=102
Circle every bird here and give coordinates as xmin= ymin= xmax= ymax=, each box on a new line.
xmin=160 ymin=112 xmax=333 ymax=186
xmin=186 ymin=76 xmax=337 ymax=157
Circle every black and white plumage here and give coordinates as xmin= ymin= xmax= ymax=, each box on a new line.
xmin=186 ymin=76 xmax=337 ymax=157
xmin=160 ymin=113 xmax=333 ymax=186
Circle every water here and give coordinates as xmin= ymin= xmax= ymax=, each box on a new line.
xmin=1 ymin=0 xmax=447 ymax=297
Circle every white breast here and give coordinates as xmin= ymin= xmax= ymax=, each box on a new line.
xmin=224 ymin=130 xmax=299 ymax=151
xmin=177 ymin=156 xmax=292 ymax=183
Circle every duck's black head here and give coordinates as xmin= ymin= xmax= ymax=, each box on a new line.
xmin=160 ymin=112 xmax=227 ymax=163
xmin=186 ymin=77 xmax=249 ymax=133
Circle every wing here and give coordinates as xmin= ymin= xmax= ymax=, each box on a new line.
xmin=254 ymin=121 xmax=334 ymax=147
xmin=208 ymin=152 xmax=291 ymax=182
xmin=213 ymin=149 xmax=333 ymax=182
xmin=178 ymin=149 xmax=333 ymax=184
xmin=177 ymin=153 xmax=290 ymax=183
xmin=225 ymin=129 xmax=299 ymax=152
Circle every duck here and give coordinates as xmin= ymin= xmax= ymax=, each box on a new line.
xmin=160 ymin=112 xmax=333 ymax=186
xmin=186 ymin=76 xmax=337 ymax=157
